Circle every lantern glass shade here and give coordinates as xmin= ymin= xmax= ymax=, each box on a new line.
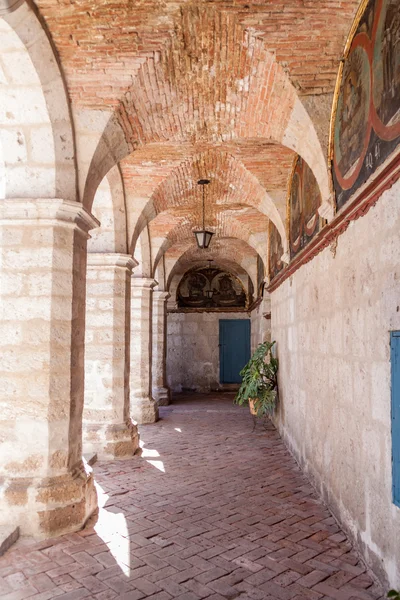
xmin=194 ymin=230 xmax=214 ymax=249
xmin=205 ymin=289 xmax=214 ymax=299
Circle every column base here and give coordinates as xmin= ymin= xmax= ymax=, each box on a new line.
xmin=152 ymin=386 xmax=171 ymax=406
xmin=0 ymin=461 xmax=98 ymax=539
xmin=131 ymin=397 xmax=159 ymax=424
xmin=83 ymin=420 xmax=140 ymax=460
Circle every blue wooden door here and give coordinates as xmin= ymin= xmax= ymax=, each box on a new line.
xmin=391 ymin=331 xmax=400 ymax=507
xmin=219 ymin=319 xmax=251 ymax=384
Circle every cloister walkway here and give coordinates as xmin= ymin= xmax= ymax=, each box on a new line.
xmin=0 ymin=394 xmax=384 ymax=600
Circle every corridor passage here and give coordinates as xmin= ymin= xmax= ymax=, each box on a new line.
xmin=0 ymin=395 xmax=384 ymax=600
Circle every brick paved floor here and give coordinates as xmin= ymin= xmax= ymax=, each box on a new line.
xmin=0 ymin=394 xmax=384 ymax=600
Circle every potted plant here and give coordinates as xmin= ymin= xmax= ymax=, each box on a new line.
xmin=234 ymin=340 xmax=279 ymax=425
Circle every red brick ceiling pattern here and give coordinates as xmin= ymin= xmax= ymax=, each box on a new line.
xmin=149 ymin=205 xmax=269 ymax=274
xmin=32 ymin=0 xmax=360 ymax=285
xmin=36 ymin=0 xmax=359 ymax=103
xmin=128 ymin=148 xmax=287 ymax=253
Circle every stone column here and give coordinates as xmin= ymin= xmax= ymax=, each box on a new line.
xmin=130 ymin=277 xmax=159 ymax=424
xmin=0 ymin=199 xmax=98 ymax=538
xmin=83 ymin=253 xmax=140 ymax=460
xmin=152 ymin=291 xmax=171 ymax=406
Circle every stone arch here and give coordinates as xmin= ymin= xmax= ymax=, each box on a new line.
xmin=0 ymin=1 xmax=23 ymax=15
xmin=129 ymin=149 xmax=285 ymax=256
xmin=165 ymin=238 xmax=260 ymax=295
xmin=83 ymin=7 xmax=329 ymax=211
xmin=168 ymin=261 xmax=253 ymax=311
xmin=88 ymin=165 xmax=128 ymax=254
xmin=154 ymin=256 xmax=166 ymax=292
xmin=134 ymin=225 xmax=152 ymax=278
xmin=150 ymin=204 xmax=269 ymax=277
xmin=0 ymin=3 xmax=77 ymax=201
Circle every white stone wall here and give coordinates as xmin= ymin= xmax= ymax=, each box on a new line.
xmin=167 ymin=312 xmax=250 ymax=393
xmin=251 ymin=295 xmax=272 ymax=351
xmin=0 ymin=18 xmax=55 ymax=198
xmin=271 ymin=180 xmax=400 ymax=587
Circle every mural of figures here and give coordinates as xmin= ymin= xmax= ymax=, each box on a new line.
xmin=269 ymin=222 xmax=285 ymax=281
xmin=257 ymin=255 xmax=265 ymax=298
xmin=288 ymin=156 xmax=322 ymax=260
xmin=333 ymin=0 xmax=400 ymax=209
xmin=177 ymin=266 xmax=247 ymax=310
xmin=290 ymin=170 xmax=302 ymax=254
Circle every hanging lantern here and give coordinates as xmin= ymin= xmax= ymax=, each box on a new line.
xmin=194 ymin=229 xmax=214 ymax=249
xmin=194 ymin=179 xmax=214 ymax=249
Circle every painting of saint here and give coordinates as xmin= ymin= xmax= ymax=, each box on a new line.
xmin=373 ymin=0 xmax=400 ymax=130
xmin=334 ymin=46 xmax=371 ymax=181
xmin=333 ymin=0 xmax=400 ymax=208
xmin=177 ymin=267 xmax=246 ymax=309
xmin=212 ymin=272 xmax=246 ymax=307
xmin=289 ymin=166 xmax=302 ymax=254
xmin=302 ymin=159 xmax=321 ymax=237
xmin=288 ymin=156 xmax=321 ymax=259
xmin=269 ymin=222 xmax=284 ymax=281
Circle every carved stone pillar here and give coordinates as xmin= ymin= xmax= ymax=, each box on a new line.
xmin=152 ymin=291 xmax=171 ymax=406
xmin=83 ymin=253 xmax=139 ymax=460
xmin=130 ymin=278 xmax=159 ymax=424
xmin=0 ymin=199 xmax=98 ymax=538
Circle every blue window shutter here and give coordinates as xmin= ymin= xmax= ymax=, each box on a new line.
xmin=391 ymin=331 xmax=400 ymax=507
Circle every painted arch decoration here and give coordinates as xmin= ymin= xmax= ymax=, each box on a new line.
xmin=177 ymin=266 xmax=247 ymax=311
xmin=288 ymin=156 xmax=322 ymax=260
xmin=332 ymin=0 xmax=400 ymax=210
xmin=268 ymin=222 xmax=285 ymax=281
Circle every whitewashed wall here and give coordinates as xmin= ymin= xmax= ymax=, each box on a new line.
xmin=251 ymin=295 xmax=272 ymax=350
xmin=271 ymin=179 xmax=400 ymax=587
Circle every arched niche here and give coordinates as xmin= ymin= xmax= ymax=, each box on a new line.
xmin=0 ymin=3 xmax=76 ymax=201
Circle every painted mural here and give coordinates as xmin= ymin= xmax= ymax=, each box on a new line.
xmin=269 ymin=222 xmax=284 ymax=281
xmin=289 ymin=156 xmax=321 ymax=259
xmin=333 ymin=0 xmax=400 ymax=209
xmin=257 ymin=255 xmax=265 ymax=298
xmin=177 ymin=267 xmax=247 ymax=309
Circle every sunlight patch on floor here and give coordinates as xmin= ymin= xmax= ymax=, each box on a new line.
xmin=94 ymin=482 xmax=131 ymax=576
xmin=146 ymin=459 xmax=165 ymax=472
xmin=140 ymin=441 xmax=166 ymax=473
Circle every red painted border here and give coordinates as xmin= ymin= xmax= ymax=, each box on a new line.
xmin=267 ymin=149 xmax=400 ymax=293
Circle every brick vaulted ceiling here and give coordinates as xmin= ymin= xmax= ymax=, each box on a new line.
xmin=32 ymin=0 xmax=360 ymax=286
xmin=36 ymin=0 xmax=359 ymax=102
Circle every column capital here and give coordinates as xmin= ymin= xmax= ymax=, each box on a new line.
xmin=87 ymin=252 xmax=138 ymax=270
xmin=153 ymin=290 xmax=171 ymax=301
xmin=0 ymin=198 xmax=99 ymax=234
xmin=131 ymin=277 xmax=158 ymax=290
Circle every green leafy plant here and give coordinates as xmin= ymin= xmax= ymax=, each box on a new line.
xmin=387 ymin=591 xmax=400 ymax=600
xmin=234 ymin=340 xmax=279 ymax=418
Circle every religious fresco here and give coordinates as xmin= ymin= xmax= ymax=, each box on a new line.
xmin=257 ymin=255 xmax=265 ymax=298
xmin=333 ymin=0 xmax=400 ymax=209
xmin=177 ymin=267 xmax=247 ymax=309
xmin=289 ymin=156 xmax=322 ymax=259
xmin=269 ymin=222 xmax=285 ymax=281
